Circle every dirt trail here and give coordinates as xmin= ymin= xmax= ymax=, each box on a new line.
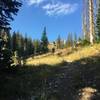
xmin=43 ymin=55 xmax=100 ymax=100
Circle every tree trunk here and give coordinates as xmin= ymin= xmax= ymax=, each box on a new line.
xmin=89 ymin=0 xmax=95 ymax=45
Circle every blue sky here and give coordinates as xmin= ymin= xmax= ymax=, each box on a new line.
xmin=11 ymin=0 xmax=83 ymax=42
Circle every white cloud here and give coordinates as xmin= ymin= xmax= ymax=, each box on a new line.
xmin=25 ymin=0 xmax=78 ymax=16
xmin=27 ymin=0 xmax=46 ymax=5
xmin=42 ymin=2 xmax=78 ymax=16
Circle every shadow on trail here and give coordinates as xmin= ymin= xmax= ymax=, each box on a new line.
xmin=0 ymin=55 xmax=100 ymax=100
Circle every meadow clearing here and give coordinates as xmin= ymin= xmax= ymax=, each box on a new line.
xmin=26 ymin=43 xmax=100 ymax=66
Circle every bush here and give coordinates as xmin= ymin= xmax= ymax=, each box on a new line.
xmin=95 ymin=38 xmax=100 ymax=43
xmin=81 ymin=39 xmax=90 ymax=46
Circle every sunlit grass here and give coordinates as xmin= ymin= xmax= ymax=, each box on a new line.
xmin=64 ymin=43 xmax=100 ymax=62
xmin=64 ymin=44 xmax=100 ymax=61
xmin=26 ymin=43 xmax=100 ymax=66
xmin=26 ymin=55 xmax=64 ymax=66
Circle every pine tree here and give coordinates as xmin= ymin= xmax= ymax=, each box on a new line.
xmin=16 ymin=32 xmax=22 ymax=57
xmin=7 ymin=31 xmax=12 ymax=49
xmin=96 ymin=1 xmax=100 ymax=40
xmin=0 ymin=30 xmax=13 ymax=69
xmin=66 ymin=33 xmax=73 ymax=48
xmin=41 ymin=27 xmax=49 ymax=53
xmin=12 ymin=32 xmax=17 ymax=52
xmin=56 ymin=35 xmax=61 ymax=49
xmin=0 ymin=0 xmax=22 ymax=29
xmin=0 ymin=0 xmax=22 ymax=68
xmin=12 ymin=32 xmax=34 ymax=57
xmin=24 ymin=34 xmax=28 ymax=57
xmin=34 ymin=40 xmax=41 ymax=55
xmin=20 ymin=36 xmax=25 ymax=57
xmin=27 ymin=38 xmax=34 ymax=56
xmin=73 ymin=33 xmax=77 ymax=47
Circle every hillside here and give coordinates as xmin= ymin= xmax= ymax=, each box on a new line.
xmin=0 ymin=44 xmax=100 ymax=100
xmin=26 ymin=43 xmax=100 ymax=66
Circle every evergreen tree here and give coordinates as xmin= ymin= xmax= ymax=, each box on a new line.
xmin=66 ymin=33 xmax=73 ymax=48
xmin=73 ymin=33 xmax=77 ymax=47
xmin=12 ymin=31 xmax=17 ymax=52
xmin=56 ymin=35 xmax=61 ymax=49
xmin=27 ymin=38 xmax=34 ymax=56
xmin=24 ymin=34 xmax=28 ymax=57
xmin=7 ymin=31 xmax=12 ymax=49
xmin=0 ymin=30 xmax=13 ymax=69
xmin=96 ymin=1 xmax=100 ymax=40
xmin=12 ymin=32 xmax=34 ymax=57
xmin=34 ymin=40 xmax=41 ymax=55
xmin=74 ymin=33 xmax=77 ymax=43
xmin=20 ymin=36 xmax=25 ymax=57
xmin=0 ymin=0 xmax=22 ymax=29
xmin=41 ymin=27 xmax=49 ymax=53
xmin=16 ymin=32 xmax=22 ymax=57
xmin=0 ymin=0 xmax=22 ymax=68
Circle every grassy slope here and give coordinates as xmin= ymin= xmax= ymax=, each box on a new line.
xmin=26 ymin=43 xmax=100 ymax=65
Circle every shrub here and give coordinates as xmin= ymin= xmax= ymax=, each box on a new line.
xmin=81 ymin=39 xmax=90 ymax=46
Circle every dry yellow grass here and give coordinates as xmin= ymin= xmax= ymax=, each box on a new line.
xmin=64 ymin=44 xmax=100 ymax=62
xmin=26 ymin=55 xmax=64 ymax=66
xmin=26 ymin=44 xmax=100 ymax=66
